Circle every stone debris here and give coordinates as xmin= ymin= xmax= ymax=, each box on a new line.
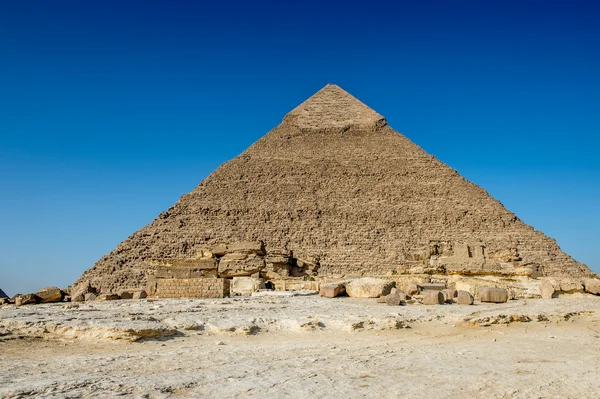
xmin=479 ymin=288 xmax=509 ymax=303
xmin=71 ymin=84 xmax=594 ymax=298
xmin=96 ymin=294 xmax=120 ymax=301
xmin=345 ymin=278 xmax=394 ymax=298
xmin=84 ymin=293 xmax=97 ymax=301
xmin=35 ymin=287 xmax=64 ymax=303
xmin=422 ymin=291 xmax=445 ymax=305
xmin=132 ymin=290 xmax=148 ymax=299
xmin=231 ymin=277 xmax=266 ymax=296
xmin=405 ymin=283 xmax=420 ymax=296
xmin=539 ymin=279 xmax=556 ymax=299
xmin=456 ymin=290 xmax=474 ymax=305
xmin=385 ymin=293 xmax=407 ymax=306
xmin=13 ymin=294 xmax=38 ymax=306
xmin=584 ymin=279 xmax=600 ymax=295
xmin=441 ymin=289 xmax=457 ymax=303
xmin=319 ymin=282 xmax=346 ymax=298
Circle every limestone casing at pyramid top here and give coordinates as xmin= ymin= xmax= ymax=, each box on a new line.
xmin=283 ymin=84 xmax=387 ymax=130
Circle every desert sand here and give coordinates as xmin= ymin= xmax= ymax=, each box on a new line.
xmin=1 ymin=295 xmax=600 ymax=398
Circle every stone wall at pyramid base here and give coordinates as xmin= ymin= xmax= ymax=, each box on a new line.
xmin=76 ymin=240 xmax=597 ymax=300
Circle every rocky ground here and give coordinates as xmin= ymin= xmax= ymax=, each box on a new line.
xmin=1 ymin=294 xmax=600 ymax=398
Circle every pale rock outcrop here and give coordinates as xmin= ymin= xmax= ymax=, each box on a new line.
xmin=346 ymin=278 xmax=393 ymax=298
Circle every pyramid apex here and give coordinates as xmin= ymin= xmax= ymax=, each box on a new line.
xmin=283 ymin=84 xmax=386 ymax=130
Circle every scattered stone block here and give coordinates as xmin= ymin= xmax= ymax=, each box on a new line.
xmin=584 ymin=279 xmax=600 ymax=295
xmin=132 ymin=290 xmax=148 ymax=299
xmin=96 ymin=294 xmax=120 ymax=301
xmin=441 ymin=289 xmax=457 ymax=303
xmin=84 ymin=293 xmax=97 ymax=301
xmin=539 ymin=280 xmax=556 ymax=299
xmin=376 ymin=295 xmax=387 ymax=303
xmin=0 ymin=298 xmax=11 ymax=306
xmin=386 ymin=293 xmax=406 ymax=306
xmin=212 ymin=243 xmax=228 ymax=256
xmin=72 ymin=294 xmax=85 ymax=302
xmin=231 ymin=277 xmax=265 ymax=296
xmin=418 ymin=283 xmax=445 ymax=291
xmin=14 ymin=294 xmax=38 ymax=306
xmin=118 ymin=290 xmax=134 ymax=300
xmin=346 ymin=278 xmax=394 ymax=298
xmin=479 ymin=287 xmax=508 ymax=303
xmin=405 ymin=283 xmax=419 ymax=296
xmin=456 ymin=290 xmax=474 ymax=305
xmin=35 ymin=287 xmax=64 ymax=303
xmin=422 ymin=291 xmax=444 ymax=305
xmin=320 ymin=283 xmax=346 ymax=298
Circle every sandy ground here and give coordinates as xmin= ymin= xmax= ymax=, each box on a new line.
xmin=1 ymin=295 xmax=600 ymax=398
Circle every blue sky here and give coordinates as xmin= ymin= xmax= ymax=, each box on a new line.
xmin=1 ymin=1 xmax=598 ymax=296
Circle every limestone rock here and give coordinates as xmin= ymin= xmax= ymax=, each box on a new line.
xmin=441 ymin=289 xmax=457 ymax=303
xmin=231 ymin=277 xmax=265 ymax=296
xmin=96 ymin=294 xmax=120 ymax=301
xmin=35 ymin=287 xmax=64 ymax=303
xmin=218 ymin=253 xmax=265 ymax=278
xmin=133 ymin=290 xmax=148 ymax=299
xmin=72 ymin=281 xmax=98 ymax=302
xmin=320 ymin=283 xmax=346 ymax=298
xmin=14 ymin=294 xmax=38 ymax=306
xmin=584 ymin=279 xmax=600 ymax=295
xmin=456 ymin=290 xmax=474 ymax=305
xmin=405 ymin=283 xmax=419 ymax=296
xmin=346 ymin=278 xmax=394 ymax=298
xmin=0 ymin=298 xmax=10 ymax=306
xmin=118 ymin=290 xmax=134 ymax=299
xmin=84 ymin=293 xmax=97 ymax=301
xmin=422 ymin=291 xmax=444 ymax=305
xmin=226 ymin=241 xmax=265 ymax=256
xmin=385 ymin=293 xmax=406 ymax=306
xmin=73 ymin=84 xmax=594 ymax=295
xmin=479 ymin=288 xmax=508 ymax=303
xmin=539 ymin=279 xmax=556 ymax=299
xmin=418 ymin=283 xmax=446 ymax=291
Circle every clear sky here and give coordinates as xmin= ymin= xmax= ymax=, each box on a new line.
xmin=1 ymin=1 xmax=598 ymax=297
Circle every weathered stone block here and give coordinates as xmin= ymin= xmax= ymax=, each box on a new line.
xmin=35 ymin=287 xmax=64 ymax=303
xmin=96 ymin=294 xmax=120 ymax=301
xmin=456 ymin=290 xmax=474 ymax=305
xmin=218 ymin=253 xmax=265 ymax=278
xmin=231 ymin=277 xmax=265 ymax=296
xmin=584 ymin=279 xmax=600 ymax=295
xmin=422 ymin=290 xmax=444 ymax=305
xmin=418 ymin=283 xmax=445 ymax=291
xmin=441 ymin=289 xmax=457 ymax=303
xmin=386 ymin=293 xmax=406 ymax=306
xmin=346 ymin=278 xmax=393 ymax=298
xmin=227 ymin=241 xmax=265 ymax=255
xmin=539 ymin=279 xmax=555 ymax=299
xmin=14 ymin=294 xmax=39 ymax=306
xmin=84 ymin=293 xmax=97 ymax=301
xmin=479 ymin=287 xmax=508 ymax=303
xmin=118 ymin=290 xmax=134 ymax=299
xmin=405 ymin=283 xmax=419 ymax=296
xmin=320 ymin=283 xmax=346 ymax=298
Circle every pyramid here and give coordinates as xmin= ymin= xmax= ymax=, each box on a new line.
xmin=75 ymin=84 xmax=593 ymax=296
xmin=0 ymin=288 xmax=7 ymax=299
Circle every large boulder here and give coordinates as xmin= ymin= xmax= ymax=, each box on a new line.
xmin=479 ymin=287 xmax=508 ymax=303
xmin=320 ymin=282 xmax=346 ymax=298
xmin=385 ymin=293 xmax=406 ymax=306
xmin=441 ymin=289 xmax=457 ymax=303
xmin=422 ymin=290 xmax=444 ymax=305
xmin=72 ymin=281 xmax=98 ymax=302
xmin=35 ymin=287 xmax=64 ymax=303
xmin=218 ymin=253 xmax=265 ymax=278
xmin=584 ymin=279 xmax=600 ymax=295
xmin=132 ymin=290 xmax=148 ymax=299
xmin=14 ymin=294 xmax=39 ymax=306
xmin=405 ymin=283 xmax=419 ymax=296
xmin=456 ymin=290 xmax=474 ymax=305
xmin=345 ymin=278 xmax=394 ymax=298
xmin=539 ymin=279 xmax=556 ymax=299
xmin=226 ymin=241 xmax=265 ymax=256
